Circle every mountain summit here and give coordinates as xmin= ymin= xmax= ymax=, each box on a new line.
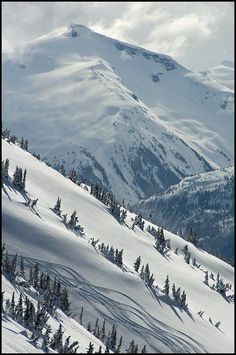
xmin=2 ymin=24 xmax=234 ymax=203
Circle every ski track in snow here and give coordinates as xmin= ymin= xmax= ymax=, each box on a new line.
xmin=11 ymin=254 xmax=207 ymax=353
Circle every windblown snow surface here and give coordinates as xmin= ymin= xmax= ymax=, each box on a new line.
xmin=199 ymin=61 xmax=234 ymax=91
xmin=2 ymin=139 xmax=234 ymax=353
xmin=2 ymin=24 xmax=234 ymax=204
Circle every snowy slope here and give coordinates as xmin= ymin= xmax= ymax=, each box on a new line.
xmin=2 ymin=274 xmax=106 ymax=354
xmin=199 ymin=61 xmax=234 ymax=90
xmin=2 ymin=24 xmax=234 ymax=204
xmin=2 ymin=139 xmax=234 ymax=353
xmin=135 ymin=168 xmax=234 ymax=263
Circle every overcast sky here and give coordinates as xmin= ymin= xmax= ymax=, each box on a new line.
xmin=2 ymin=1 xmax=234 ymax=70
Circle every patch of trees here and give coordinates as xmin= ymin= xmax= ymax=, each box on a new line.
xmin=2 ymin=244 xmax=80 ymax=353
xmin=90 ymin=182 xmax=127 ymax=224
xmin=90 ymin=239 xmax=124 ymax=268
xmin=147 ymin=225 xmax=171 ymax=254
xmin=85 ymin=314 xmax=147 ymax=353
xmin=203 ymin=270 xmax=232 ymax=296
xmin=2 ymin=158 xmax=27 ymax=191
xmin=133 ymin=256 xmax=155 ymax=287
xmin=2 ymin=128 xmax=29 ymax=151
xmin=52 ymin=197 xmax=85 ymax=236
xmin=132 ymin=214 xmax=145 ymax=231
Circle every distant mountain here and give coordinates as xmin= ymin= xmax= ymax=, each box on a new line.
xmin=2 ymin=24 xmax=234 ymax=204
xmin=135 ymin=167 xmax=234 ymax=263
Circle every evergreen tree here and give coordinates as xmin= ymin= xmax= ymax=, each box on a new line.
xmin=29 ymin=301 xmax=36 ymax=325
xmin=115 ymin=249 xmax=123 ymax=267
xmin=50 ymin=323 xmax=64 ymax=351
xmin=116 ymin=336 xmax=122 ymax=353
xmin=60 ymin=288 xmax=70 ymax=312
xmin=20 ymin=137 xmax=24 ymax=149
xmin=33 ymin=263 xmax=39 ymax=290
xmin=108 ymin=246 xmax=115 ymax=262
xmin=172 ymin=283 xmax=176 ymax=298
xmin=11 ymin=253 xmax=18 ymax=275
xmin=12 ymin=166 xmax=22 ymax=189
xmin=141 ymin=345 xmax=147 ymax=353
xmin=23 ymin=297 xmax=30 ymax=325
xmin=144 ymin=264 xmax=150 ymax=282
xmin=101 ymin=319 xmax=106 ymax=341
xmin=68 ymin=169 xmax=77 ymax=183
xmin=163 ymin=275 xmax=170 ymax=295
xmin=87 ymin=322 xmax=92 ymax=332
xmin=97 ymin=345 xmax=102 ymax=354
xmin=140 ymin=265 xmax=145 ymax=280
xmin=181 ymin=290 xmax=186 ymax=306
xmin=184 ymin=251 xmax=191 ymax=264
xmin=87 ymin=342 xmax=94 ymax=353
xmin=134 ymin=256 xmax=141 ymax=272
xmin=24 ymin=139 xmax=28 ymax=151
xmin=182 ymin=244 xmax=188 ymax=256
xmin=148 ymin=273 xmax=155 ymax=287
xmin=126 ymin=340 xmax=135 ymax=353
xmin=175 ymin=287 xmax=181 ymax=302
xmin=68 ymin=210 xmax=78 ymax=229
xmin=204 ymin=271 xmax=209 ymax=285
xmin=42 ymin=326 xmax=52 ymax=352
xmin=93 ymin=318 xmax=99 ymax=336
xmin=53 ymin=197 xmax=62 ymax=215
xmin=216 ymin=272 xmax=220 ymax=292
xmin=3 ymin=158 xmax=9 ymax=178
xmin=110 ymin=324 xmax=117 ymax=350
xmin=15 ymin=294 xmax=23 ymax=323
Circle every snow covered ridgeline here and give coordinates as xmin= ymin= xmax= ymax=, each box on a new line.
xmin=2 ymin=23 xmax=233 ymax=205
xmin=135 ymin=168 xmax=234 ymax=263
xmin=2 ymin=138 xmax=234 ymax=353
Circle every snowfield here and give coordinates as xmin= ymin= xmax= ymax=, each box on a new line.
xmin=2 ymin=139 xmax=234 ymax=353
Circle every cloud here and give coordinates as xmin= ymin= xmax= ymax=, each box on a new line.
xmin=2 ymin=2 xmax=234 ymax=70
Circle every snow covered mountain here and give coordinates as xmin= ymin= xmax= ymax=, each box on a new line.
xmin=135 ymin=168 xmax=234 ymax=263
xmin=2 ymin=138 xmax=234 ymax=353
xmin=2 ymin=24 xmax=234 ymax=204
xmin=199 ymin=60 xmax=234 ymax=90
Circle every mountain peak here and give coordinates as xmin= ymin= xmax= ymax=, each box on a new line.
xmin=66 ymin=23 xmax=91 ymax=37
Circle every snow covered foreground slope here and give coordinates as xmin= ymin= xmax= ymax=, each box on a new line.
xmin=135 ymin=167 xmax=234 ymax=262
xmin=2 ymin=24 xmax=234 ymax=204
xmin=2 ymin=274 xmax=106 ymax=354
xmin=2 ymin=139 xmax=234 ymax=353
